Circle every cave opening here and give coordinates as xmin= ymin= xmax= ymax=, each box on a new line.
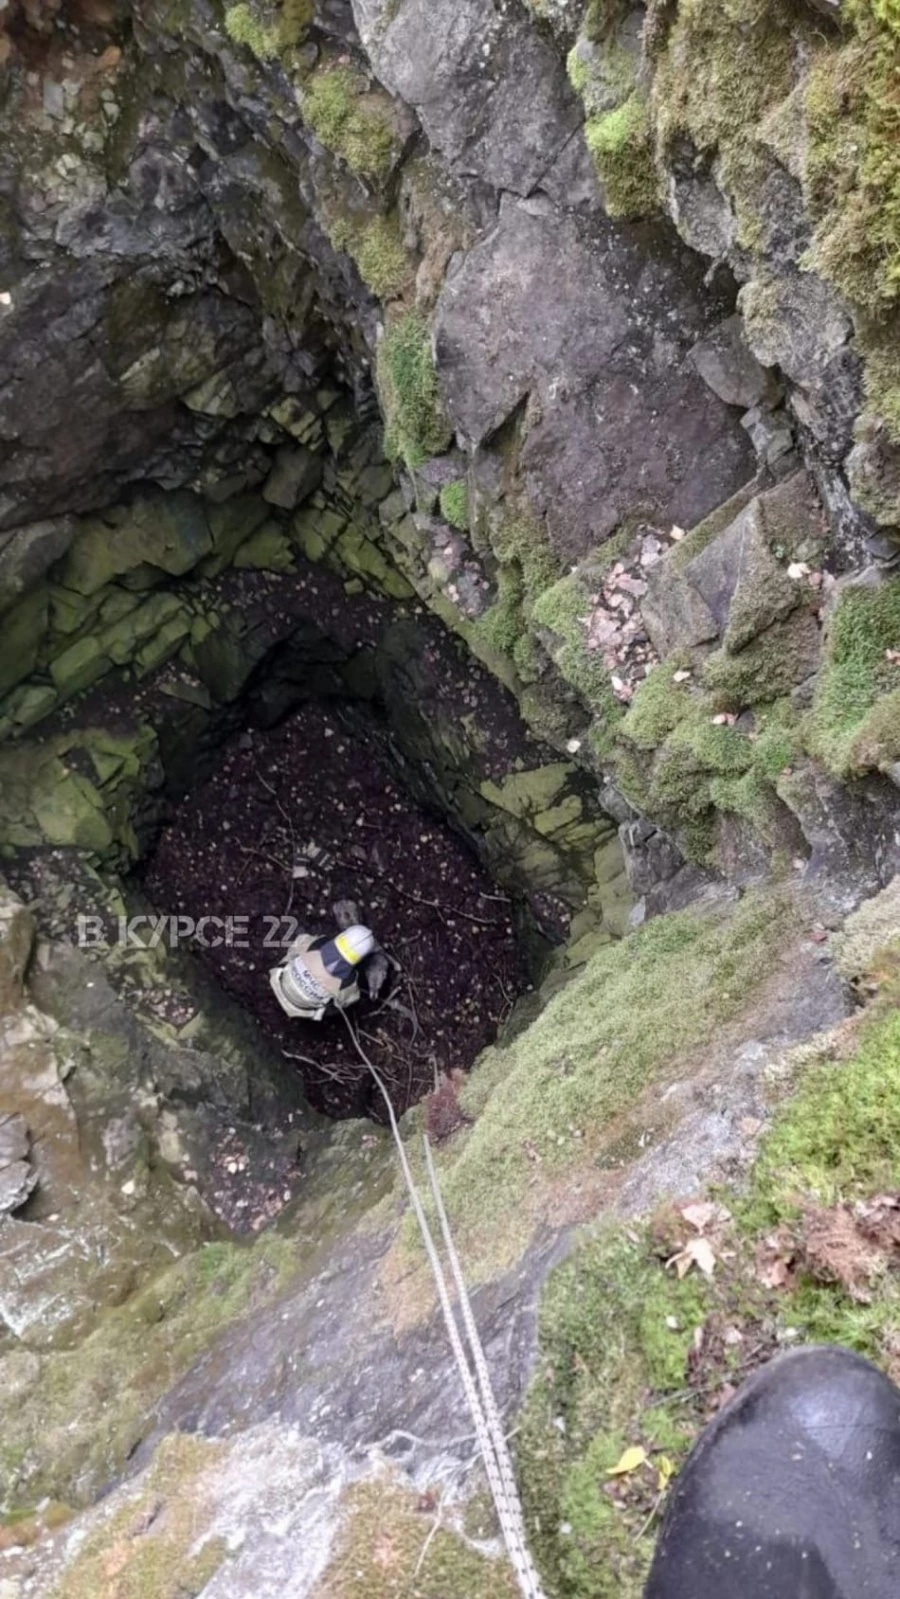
xmin=141 ymin=692 xmax=532 ymax=1123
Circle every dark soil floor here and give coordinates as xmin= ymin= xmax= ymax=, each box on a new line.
xmin=144 ymin=699 xmax=529 ymax=1120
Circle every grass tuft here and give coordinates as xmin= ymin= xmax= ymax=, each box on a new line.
xmin=806 ymin=576 xmax=900 ymax=777
xmin=302 ymin=66 xmax=398 ymax=182
xmin=376 ymin=313 xmax=453 ymax=469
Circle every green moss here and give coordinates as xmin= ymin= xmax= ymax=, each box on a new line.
xmin=1 ymin=1237 xmax=301 ymax=1510
xmin=401 ymin=888 xmax=796 ymax=1283
xmin=376 ymin=312 xmax=453 ymax=468
xmin=651 ymin=0 xmax=800 ymax=249
xmin=806 ymin=576 xmax=900 ymax=776
xmin=855 ymin=314 xmax=900 ymax=441
xmin=709 ymin=765 xmax=784 ymax=843
xmin=328 ymin=213 xmax=411 ymax=301
xmin=752 ymin=700 xmax=803 ymax=780
xmin=583 ymin=0 xmax=632 ymax=43
xmin=439 ymin=479 xmax=469 ymax=531
xmin=746 ymin=1004 xmax=900 ymax=1229
xmin=533 ymin=572 xmax=624 ymax=751
xmin=618 ymin=659 xmax=693 ymax=750
xmin=517 ymin=924 xmax=900 ymax=1599
xmin=302 ymin=66 xmax=397 ymax=182
xmin=585 ymin=94 xmax=657 ymax=219
xmin=517 ymin=1230 xmax=712 ymax=1599
xmin=802 ymin=7 xmax=900 ymax=350
xmin=50 ymin=1435 xmax=228 ymax=1599
xmin=700 ymin=618 xmax=816 ymax=710
xmin=279 ymin=0 xmax=314 ymax=47
xmin=224 ymin=3 xmax=279 ymax=60
xmin=475 ymin=508 xmax=560 ymax=682
xmin=311 ymin=1479 xmax=517 ymax=1598
xmin=616 ymin=678 xmax=762 ymax=861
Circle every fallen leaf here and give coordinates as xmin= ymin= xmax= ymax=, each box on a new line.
xmin=657 ymin=1455 xmax=675 ymax=1491
xmin=803 ymin=1204 xmax=884 ymax=1302
xmin=681 ymin=1199 xmax=730 ymax=1234
xmin=755 ymin=1227 xmax=795 ymax=1289
xmin=608 ymin=1445 xmax=648 ymax=1477
xmin=668 ymin=1236 xmax=717 ymax=1279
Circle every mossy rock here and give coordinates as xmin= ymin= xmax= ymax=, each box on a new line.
xmin=327 ymin=211 xmax=413 ymax=302
xmin=302 ymin=64 xmax=401 ymax=184
xmin=390 ymin=887 xmax=798 ymax=1286
xmin=48 ymin=636 xmax=112 ymax=697
xmin=313 ymin=1477 xmax=517 ymax=1599
xmin=479 ymin=764 xmax=575 ymax=820
xmin=0 ymin=587 xmax=49 ymax=698
xmin=586 ymin=92 xmax=657 ymax=219
xmin=101 ymin=592 xmax=185 ymax=667
xmin=518 ymin=920 xmax=900 ymax=1599
xmin=375 ymin=312 xmax=454 ymax=469
xmin=232 ymin=523 xmax=295 ymax=571
xmin=807 ymin=573 xmax=900 ymax=777
xmin=58 ymin=495 xmax=212 ymax=596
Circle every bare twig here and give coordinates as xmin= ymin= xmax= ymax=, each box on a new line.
xmin=256 ymin=768 xmax=298 ymax=918
xmin=281 ymin=1049 xmax=359 ymax=1084
xmin=635 ymin=1487 xmax=667 ymax=1543
xmin=361 ymin=867 xmax=502 ymax=927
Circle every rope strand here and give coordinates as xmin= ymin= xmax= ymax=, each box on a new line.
xmin=338 ymin=1008 xmax=544 ymax=1599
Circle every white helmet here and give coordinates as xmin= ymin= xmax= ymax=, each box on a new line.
xmin=334 ymin=925 xmax=375 ymax=965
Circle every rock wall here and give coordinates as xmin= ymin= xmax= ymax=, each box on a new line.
xmin=1 ymin=0 xmax=899 ymax=922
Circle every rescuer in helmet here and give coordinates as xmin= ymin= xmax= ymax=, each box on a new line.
xmin=269 ymin=923 xmax=376 ymax=1022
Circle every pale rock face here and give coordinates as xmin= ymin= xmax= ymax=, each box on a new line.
xmin=435 ymin=197 xmax=755 ymax=560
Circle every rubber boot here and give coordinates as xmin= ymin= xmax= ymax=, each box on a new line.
xmin=644 ymin=1345 xmax=900 ymax=1599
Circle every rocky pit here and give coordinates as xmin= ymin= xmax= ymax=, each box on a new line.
xmin=143 ymin=698 xmax=530 ymax=1121
xmin=2 ymin=0 xmax=900 ymax=1595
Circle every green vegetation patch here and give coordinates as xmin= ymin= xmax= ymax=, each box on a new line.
xmin=517 ymin=929 xmax=900 ymax=1599
xmin=806 ymin=575 xmax=900 ymax=777
xmin=407 ymin=888 xmax=797 ymax=1283
xmin=328 ymin=212 xmax=411 ymax=301
xmin=310 ymin=1478 xmax=517 ymax=1599
xmin=1 ymin=1237 xmax=300 ymax=1511
xmin=225 ymin=3 xmax=278 ymax=60
xmin=650 ymin=0 xmax=802 ymax=250
xmin=533 ymin=571 xmax=624 ymax=749
xmin=475 ymin=507 xmax=560 ymax=683
xmin=50 ymin=1435 xmax=228 ymax=1599
xmin=376 ymin=312 xmax=453 ymax=468
xmin=439 ymin=479 xmax=469 ymax=531
xmin=585 ymin=93 xmax=657 ymax=219
xmin=302 ymin=65 xmax=398 ymax=183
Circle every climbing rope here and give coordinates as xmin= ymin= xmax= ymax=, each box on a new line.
xmin=339 ymin=1009 xmax=546 ymax=1599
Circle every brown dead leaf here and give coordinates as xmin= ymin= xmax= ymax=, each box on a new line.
xmin=680 ymin=1199 xmax=731 ymax=1234
xmin=755 ymin=1227 xmax=796 ymax=1290
xmin=668 ymin=1236 xmax=717 ymax=1279
xmin=801 ymin=1205 xmax=885 ymax=1303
